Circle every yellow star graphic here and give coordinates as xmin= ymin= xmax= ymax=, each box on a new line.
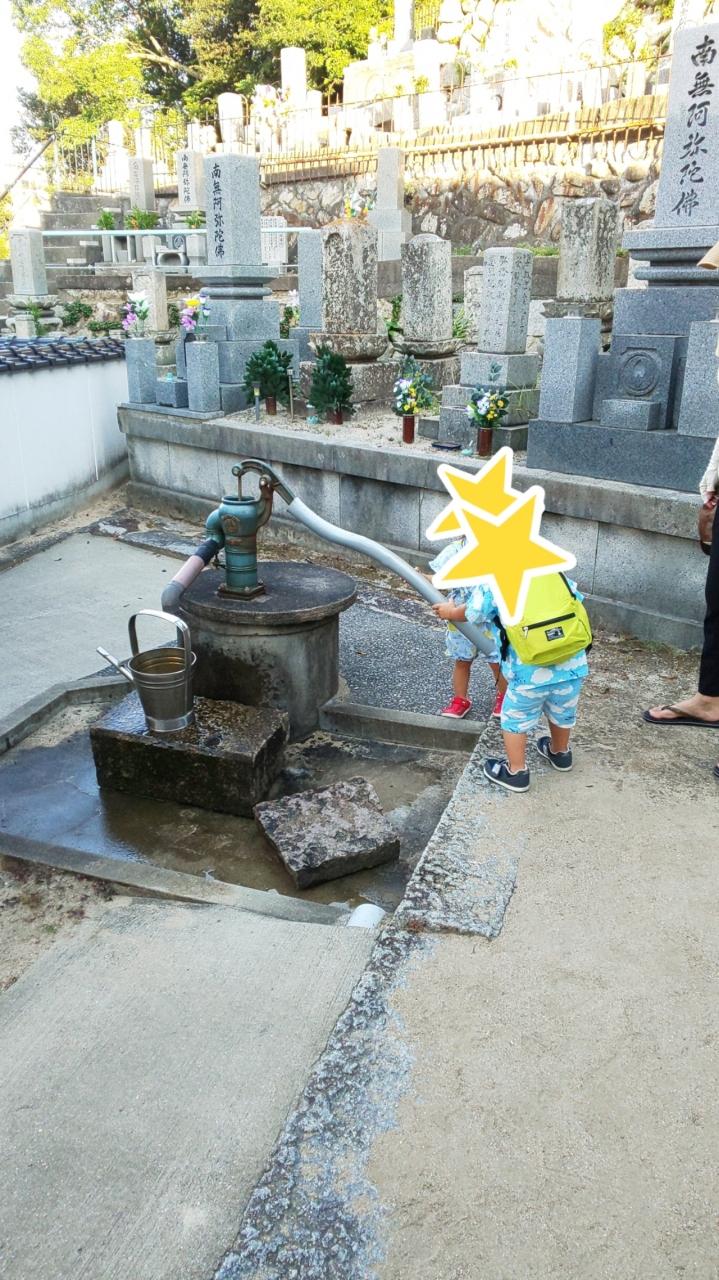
xmin=426 ymin=448 xmax=523 ymax=540
xmin=433 ymin=487 xmax=575 ymax=624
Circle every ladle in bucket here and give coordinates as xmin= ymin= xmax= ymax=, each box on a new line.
xmin=98 ymin=610 xmax=196 ymax=734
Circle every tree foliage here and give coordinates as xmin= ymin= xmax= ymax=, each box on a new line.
xmin=250 ymin=0 xmax=391 ymax=92
xmin=602 ymin=0 xmax=674 ymax=63
xmin=11 ymin=0 xmax=391 ymax=141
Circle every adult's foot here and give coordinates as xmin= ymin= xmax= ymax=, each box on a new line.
xmin=644 ymin=693 xmax=719 ymax=725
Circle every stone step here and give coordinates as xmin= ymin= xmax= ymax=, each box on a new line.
xmin=41 ymin=212 xmax=100 ymax=231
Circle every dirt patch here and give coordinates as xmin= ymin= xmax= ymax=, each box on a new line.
xmin=0 ymin=858 xmax=120 ymax=992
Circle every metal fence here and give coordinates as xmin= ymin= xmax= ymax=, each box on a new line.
xmin=6 ymin=59 xmax=669 ymax=200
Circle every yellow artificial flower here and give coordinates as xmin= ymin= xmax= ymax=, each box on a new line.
xmin=185 ymin=296 xmax=202 ymax=310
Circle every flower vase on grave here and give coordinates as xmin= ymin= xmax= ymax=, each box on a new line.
xmin=328 ymin=408 xmax=343 ymax=425
xmin=477 ymin=426 xmax=493 ymax=458
xmin=265 ymin=395 xmax=277 ymax=415
xmin=402 ymin=414 xmax=416 ymax=444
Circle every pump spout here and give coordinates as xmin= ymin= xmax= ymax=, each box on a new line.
xmin=160 ymin=537 xmax=223 ymax=614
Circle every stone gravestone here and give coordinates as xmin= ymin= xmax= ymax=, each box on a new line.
xmin=677 ymin=319 xmax=719 ymax=435
xmin=300 ymin=222 xmax=393 ymax=405
xmin=10 ymin=229 xmax=48 ymax=297
xmin=394 ymin=234 xmax=459 ymax=387
xmin=191 ymin=153 xmax=299 ymax=412
xmin=368 ymin=148 xmax=412 ymax=261
xmin=205 ymin=153 xmax=261 ymax=269
xmin=131 ymin=268 xmax=169 ymax=332
xmin=320 ymin=222 xmax=378 ymax=334
xmin=463 ymin=264 xmax=483 ymax=343
xmin=654 ymin=26 xmax=719 ymax=228
xmin=128 ymin=157 xmax=155 ymax=212
xmin=175 ymin=150 xmax=205 ymax=211
xmin=538 ymin=317 xmax=600 ymax=423
xmin=528 ymin=22 xmax=719 ymax=492
xmin=261 ymin=216 xmax=287 ymax=267
xmin=438 ymin=247 xmax=538 ymax=450
xmin=295 ymin=229 xmax=322 ymax=361
xmin=554 ymin=198 xmax=618 ymax=317
xmin=477 ymin=248 xmax=533 ymax=354
xmin=8 ymin=229 xmax=56 ymax=337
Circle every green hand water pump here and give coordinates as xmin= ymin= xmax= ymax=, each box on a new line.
xmin=205 ymin=461 xmax=289 ymax=598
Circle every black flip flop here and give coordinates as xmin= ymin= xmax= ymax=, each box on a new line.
xmin=643 ymin=705 xmax=719 ymax=729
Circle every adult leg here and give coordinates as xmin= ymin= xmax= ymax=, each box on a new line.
xmin=646 ymin=514 xmax=719 ymax=723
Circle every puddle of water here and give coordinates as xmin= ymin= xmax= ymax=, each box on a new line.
xmin=0 ymin=702 xmax=465 ymax=911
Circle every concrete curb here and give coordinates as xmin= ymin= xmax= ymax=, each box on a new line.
xmin=319 ymin=698 xmax=484 ymax=751
xmin=0 ymin=833 xmax=347 ymax=926
xmin=0 ymin=674 xmax=127 ymax=755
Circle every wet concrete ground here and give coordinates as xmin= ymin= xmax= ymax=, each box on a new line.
xmin=0 ymin=703 xmax=465 ymax=911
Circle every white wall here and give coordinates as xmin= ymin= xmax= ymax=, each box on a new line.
xmin=0 ymin=358 xmax=128 ymax=543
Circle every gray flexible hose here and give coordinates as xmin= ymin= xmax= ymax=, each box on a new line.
xmin=287 ymin=496 xmax=494 ymax=657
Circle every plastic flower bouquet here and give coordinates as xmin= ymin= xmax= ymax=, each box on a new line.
xmin=180 ymin=292 xmax=210 ymax=333
xmin=466 ymin=386 xmax=508 ymax=429
xmin=392 ymin=358 xmax=435 ymax=443
xmin=122 ymin=291 xmax=149 ymax=336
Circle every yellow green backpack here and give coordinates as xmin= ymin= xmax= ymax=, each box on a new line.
xmin=500 ymin=573 xmax=592 ymax=667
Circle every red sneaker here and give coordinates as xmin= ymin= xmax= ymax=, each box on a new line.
xmin=492 ymin=688 xmax=505 ymax=719
xmin=440 ymin=695 xmax=472 ymax=719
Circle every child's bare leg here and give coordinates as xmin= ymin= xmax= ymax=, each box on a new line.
xmin=453 ymin=659 xmax=472 ymax=700
xmin=503 ymin=729 xmax=527 ymax=773
xmin=548 ymin=722 xmax=571 ymax=754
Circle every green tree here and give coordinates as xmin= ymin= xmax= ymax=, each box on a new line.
xmin=603 ymin=0 xmax=674 ymax=64
xmin=250 ymin=0 xmax=391 ymax=91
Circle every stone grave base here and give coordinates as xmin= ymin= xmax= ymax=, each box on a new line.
xmin=527 ymin=419 xmax=716 ymax=493
xmin=439 ymin=387 xmax=540 ymax=449
xmin=254 ymin=777 xmax=400 ymax=887
xmin=90 ymin=692 xmax=288 ymax=817
xmin=409 ymin=354 xmax=460 ymax=391
xmin=300 ymin=359 xmax=399 ymax=406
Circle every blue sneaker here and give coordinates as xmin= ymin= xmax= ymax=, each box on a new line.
xmin=483 ymin=757 xmax=530 ymax=793
xmin=536 ymin=736 xmax=573 ymax=772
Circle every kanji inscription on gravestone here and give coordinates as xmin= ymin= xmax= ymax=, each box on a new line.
xmin=202 ymin=154 xmax=263 ymax=267
xmin=210 ymin=161 xmax=224 ymax=260
xmin=655 ymin=24 xmax=719 ymax=227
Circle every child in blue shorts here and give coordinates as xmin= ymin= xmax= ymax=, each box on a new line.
xmin=429 ymin=540 xmax=506 ymax=720
xmin=434 ymin=577 xmax=589 ymax=792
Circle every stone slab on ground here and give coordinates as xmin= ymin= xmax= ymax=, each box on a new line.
xmin=90 ymin=692 xmax=288 ymax=816
xmin=254 ymin=775 xmax=400 ymax=887
xmin=0 ymin=899 xmax=375 ymax=1280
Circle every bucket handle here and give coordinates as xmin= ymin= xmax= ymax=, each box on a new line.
xmin=128 ymin=610 xmax=193 ymax=666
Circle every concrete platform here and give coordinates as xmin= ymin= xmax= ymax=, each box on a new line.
xmin=0 ymin=533 xmax=175 ymax=723
xmin=0 ymin=899 xmax=375 ymax=1280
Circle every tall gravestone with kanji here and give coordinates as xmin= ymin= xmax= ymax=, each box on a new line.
xmin=527 ymin=22 xmax=719 ymax=494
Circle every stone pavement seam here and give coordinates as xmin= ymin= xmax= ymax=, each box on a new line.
xmin=213 ymin=927 xmax=429 ymax=1280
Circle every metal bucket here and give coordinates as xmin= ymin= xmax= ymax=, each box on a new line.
xmin=98 ymin=610 xmax=196 ymax=734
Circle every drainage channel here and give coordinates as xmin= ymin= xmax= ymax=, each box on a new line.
xmin=0 ymin=683 xmax=469 ymax=923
